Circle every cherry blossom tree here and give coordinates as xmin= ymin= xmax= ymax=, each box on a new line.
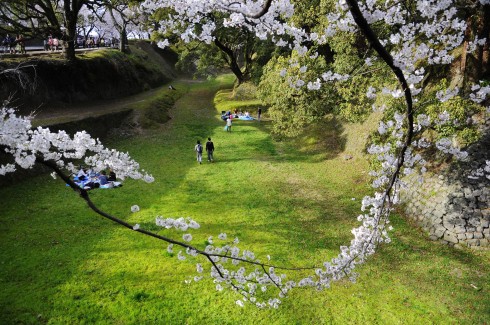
xmin=77 ymin=5 xmax=103 ymax=42
xmin=103 ymin=0 xmax=143 ymax=52
xmin=2 ymin=0 xmax=490 ymax=308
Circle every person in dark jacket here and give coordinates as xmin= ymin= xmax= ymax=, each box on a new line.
xmin=206 ymin=137 xmax=215 ymax=162
xmin=108 ymin=168 xmax=117 ymax=181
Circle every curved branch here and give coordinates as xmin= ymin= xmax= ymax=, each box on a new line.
xmin=345 ymin=0 xmax=414 ymax=198
xmin=214 ymin=37 xmax=245 ymax=83
xmin=224 ymin=0 xmax=273 ymax=19
xmin=316 ymin=0 xmax=419 ymax=275
xmin=37 ymin=159 xmax=318 ymax=275
xmin=248 ymin=0 xmax=273 ymax=19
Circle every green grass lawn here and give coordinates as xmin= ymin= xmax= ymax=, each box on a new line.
xmin=0 ymin=75 xmax=489 ymax=324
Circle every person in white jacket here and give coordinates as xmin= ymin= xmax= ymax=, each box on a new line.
xmin=195 ymin=140 xmax=203 ymax=164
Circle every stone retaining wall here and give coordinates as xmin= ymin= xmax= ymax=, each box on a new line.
xmin=401 ymin=122 xmax=490 ymax=249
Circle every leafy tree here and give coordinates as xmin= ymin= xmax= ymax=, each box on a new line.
xmin=143 ymin=1 xmax=289 ymax=84
xmin=258 ymin=53 xmax=339 ymax=137
xmin=255 ymin=0 xmax=396 ymax=135
xmin=421 ymin=79 xmax=485 ymax=146
xmin=0 ymin=0 xmax=63 ymax=38
xmin=174 ymin=41 xmax=224 ymax=78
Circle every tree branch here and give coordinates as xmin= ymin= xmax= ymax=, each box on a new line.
xmin=225 ymin=0 xmax=273 ymax=19
xmin=346 ymin=0 xmax=414 ymax=199
xmin=36 ymin=158 xmax=318 ymax=288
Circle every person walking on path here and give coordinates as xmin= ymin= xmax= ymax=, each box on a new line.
xmin=3 ymin=34 xmax=14 ymax=54
xmin=206 ymin=137 xmax=215 ymax=162
xmin=16 ymin=34 xmax=26 ymax=54
xmin=195 ymin=140 xmax=203 ymax=164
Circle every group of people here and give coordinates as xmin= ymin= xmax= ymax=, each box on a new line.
xmin=1 ymin=34 xmax=26 ymax=54
xmin=221 ymin=107 xmax=262 ymax=132
xmin=195 ymin=138 xmax=215 ymax=164
xmin=1 ymin=33 xmax=67 ymax=53
xmin=74 ymin=166 xmax=119 ymax=190
xmin=77 ymin=36 xmax=117 ymax=49
xmin=44 ymin=35 xmax=62 ymax=51
xmin=193 ymin=108 xmax=265 ymax=164
xmin=222 ymin=109 xmax=250 ymax=120
xmin=234 ymin=109 xmax=252 ymax=118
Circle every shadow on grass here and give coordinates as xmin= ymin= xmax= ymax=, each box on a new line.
xmin=0 ymin=78 xmax=234 ymax=323
xmin=229 ymin=116 xmax=349 ymax=164
xmin=291 ymin=115 xmax=347 ymax=160
xmin=3 ymin=76 xmax=487 ymax=323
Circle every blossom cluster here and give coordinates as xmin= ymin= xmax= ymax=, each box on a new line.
xmin=245 ymin=0 xmax=478 ymax=114
xmin=0 ymin=107 xmax=154 ymax=183
xmin=141 ymin=0 xmax=304 ymax=48
xmin=141 ymin=0 xmax=488 ymax=123
xmin=155 ymin=216 xmax=201 ymax=231
xmin=151 ymin=215 xmax=291 ymax=308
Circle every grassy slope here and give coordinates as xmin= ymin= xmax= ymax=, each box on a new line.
xmin=0 ymin=44 xmax=174 ymax=116
xmin=0 ymin=75 xmax=489 ymax=324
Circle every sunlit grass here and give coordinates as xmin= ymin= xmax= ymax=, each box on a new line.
xmin=0 ymin=75 xmax=488 ymax=324
xmin=214 ymin=88 xmax=262 ymax=113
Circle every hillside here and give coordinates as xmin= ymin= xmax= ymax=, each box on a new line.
xmin=0 ymin=41 xmax=177 ymax=116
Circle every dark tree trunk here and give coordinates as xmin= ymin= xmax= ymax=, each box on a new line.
xmin=64 ymin=18 xmax=77 ymax=61
xmin=455 ymin=4 xmax=490 ymax=91
xmin=119 ymin=28 xmax=127 ymax=53
xmin=459 ymin=16 xmax=473 ymax=91
xmin=214 ymin=38 xmax=246 ymax=84
xmin=475 ymin=5 xmax=490 ymax=80
xmin=243 ymin=33 xmax=254 ymax=78
xmin=62 ymin=0 xmax=81 ymax=62
xmin=107 ymin=7 xmax=129 ymax=54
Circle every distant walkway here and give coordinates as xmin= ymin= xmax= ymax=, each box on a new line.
xmin=0 ymin=47 xmax=102 ymax=59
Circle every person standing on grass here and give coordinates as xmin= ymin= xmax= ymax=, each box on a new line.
xmin=195 ymin=140 xmax=203 ymax=164
xmin=257 ymin=107 xmax=262 ymax=122
xmin=226 ymin=117 xmax=232 ymax=132
xmin=206 ymin=137 xmax=215 ymax=162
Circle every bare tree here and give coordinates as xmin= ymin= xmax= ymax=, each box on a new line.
xmin=104 ymin=0 xmax=141 ymax=52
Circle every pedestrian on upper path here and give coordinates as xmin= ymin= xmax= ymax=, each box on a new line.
xmin=206 ymin=137 xmax=214 ymax=162
xmin=195 ymin=140 xmax=203 ymax=164
xmin=15 ymin=34 xmax=26 ymax=54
